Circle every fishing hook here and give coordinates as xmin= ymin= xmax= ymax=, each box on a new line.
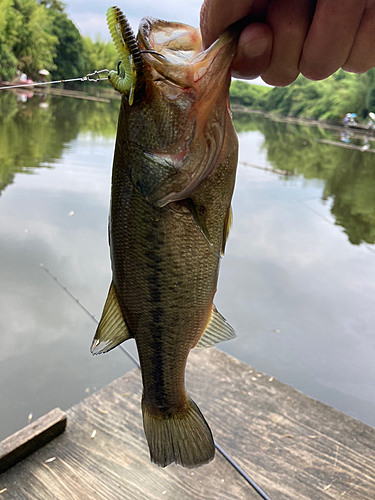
xmin=139 ymin=50 xmax=167 ymax=59
xmin=82 ymin=69 xmax=110 ymax=82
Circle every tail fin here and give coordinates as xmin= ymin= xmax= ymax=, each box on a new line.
xmin=141 ymin=396 xmax=215 ymax=468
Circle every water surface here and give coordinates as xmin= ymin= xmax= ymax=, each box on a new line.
xmin=0 ymin=92 xmax=374 ymax=441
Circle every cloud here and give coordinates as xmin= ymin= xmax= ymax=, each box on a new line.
xmin=65 ymin=0 xmax=203 ymax=39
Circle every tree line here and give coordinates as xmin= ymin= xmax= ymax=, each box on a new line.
xmin=0 ymin=0 xmax=118 ymax=82
xmin=230 ymin=69 xmax=375 ymax=123
xmin=1 ymin=0 xmax=375 ymax=123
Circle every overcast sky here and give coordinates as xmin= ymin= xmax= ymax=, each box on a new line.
xmin=65 ymin=0 xmax=203 ymax=40
xmin=64 ymin=1 xmax=270 ymax=86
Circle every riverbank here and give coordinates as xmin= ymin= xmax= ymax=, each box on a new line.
xmin=231 ymin=105 xmax=375 ymax=137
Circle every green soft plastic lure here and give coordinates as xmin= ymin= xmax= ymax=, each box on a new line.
xmin=106 ymin=6 xmax=142 ymax=105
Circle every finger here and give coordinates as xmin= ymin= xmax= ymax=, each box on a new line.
xmin=300 ymin=0 xmax=366 ymax=80
xmin=342 ymin=3 xmax=375 ymax=73
xmin=231 ymin=23 xmax=273 ymax=79
xmin=200 ymin=0 xmax=270 ymax=49
xmin=261 ymin=0 xmax=314 ymax=86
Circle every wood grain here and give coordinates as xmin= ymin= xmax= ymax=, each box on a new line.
xmin=187 ymin=349 xmax=375 ymax=500
xmin=0 ymin=349 xmax=374 ymax=500
xmin=0 ymin=408 xmax=67 ymax=474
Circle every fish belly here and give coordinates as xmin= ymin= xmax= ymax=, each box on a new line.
xmin=109 ymin=108 xmax=238 ymax=468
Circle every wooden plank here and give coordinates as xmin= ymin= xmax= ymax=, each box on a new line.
xmin=0 ymin=349 xmax=374 ymax=500
xmin=187 ymin=349 xmax=375 ymax=500
xmin=0 ymin=361 xmax=262 ymax=500
xmin=0 ymin=408 xmax=67 ymax=474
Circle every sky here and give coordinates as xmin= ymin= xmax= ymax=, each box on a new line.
xmin=65 ymin=0 xmax=203 ymax=41
xmin=64 ymin=0 xmax=270 ymax=87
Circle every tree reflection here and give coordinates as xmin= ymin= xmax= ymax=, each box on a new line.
xmin=1 ymin=97 xmax=374 ymax=246
xmin=0 ymin=92 xmax=120 ymax=195
xmin=233 ymin=112 xmax=375 ymax=245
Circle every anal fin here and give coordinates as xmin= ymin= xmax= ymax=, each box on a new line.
xmin=195 ymin=305 xmax=236 ymax=349
xmin=91 ymin=282 xmax=132 ymax=355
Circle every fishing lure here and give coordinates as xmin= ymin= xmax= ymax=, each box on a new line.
xmin=106 ymin=6 xmax=143 ymax=105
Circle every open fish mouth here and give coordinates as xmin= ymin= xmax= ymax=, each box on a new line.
xmin=138 ymin=17 xmax=238 ymax=90
xmin=129 ymin=18 xmax=239 ymax=207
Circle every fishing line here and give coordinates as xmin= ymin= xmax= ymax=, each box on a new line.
xmin=239 ymin=161 xmax=291 ymax=176
xmin=40 ymin=263 xmax=273 ymax=500
xmin=0 ymin=70 xmax=110 ymax=91
xmin=39 ymin=264 xmax=139 ymax=367
xmin=0 ymin=51 xmax=166 ymax=92
xmin=214 ymin=442 xmax=273 ymax=500
xmin=298 ymin=200 xmax=375 ymax=256
xmin=240 ymin=164 xmax=375 ymax=257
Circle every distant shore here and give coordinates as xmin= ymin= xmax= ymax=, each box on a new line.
xmin=231 ymin=105 xmax=375 ymax=136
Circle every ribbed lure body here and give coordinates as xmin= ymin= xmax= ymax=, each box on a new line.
xmin=106 ymin=6 xmax=143 ymax=104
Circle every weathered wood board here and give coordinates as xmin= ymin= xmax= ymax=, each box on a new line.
xmin=0 ymin=348 xmax=374 ymax=500
xmin=0 ymin=408 xmax=67 ymax=474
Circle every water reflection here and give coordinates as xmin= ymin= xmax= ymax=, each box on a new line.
xmin=2 ymin=96 xmax=374 ymax=247
xmin=0 ymin=91 xmax=120 ymax=195
xmin=0 ymin=92 xmax=130 ymax=441
xmin=0 ymin=93 xmax=374 ymax=441
xmin=233 ymin=113 xmax=375 ymax=245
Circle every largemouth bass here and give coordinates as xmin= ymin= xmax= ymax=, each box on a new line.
xmin=91 ymin=6 xmax=239 ymax=469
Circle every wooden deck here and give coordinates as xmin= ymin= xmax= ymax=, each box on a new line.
xmin=0 ymin=348 xmax=374 ymax=500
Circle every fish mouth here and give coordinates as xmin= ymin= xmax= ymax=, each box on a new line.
xmin=137 ymin=17 xmax=237 ymax=90
xmin=134 ymin=18 xmax=238 ymax=207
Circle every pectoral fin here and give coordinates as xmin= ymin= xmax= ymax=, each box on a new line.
xmin=184 ymin=198 xmax=211 ymax=246
xmin=91 ymin=282 xmax=132 ymax=355
xmin=195 ymin=305 xmax=236 ymax=349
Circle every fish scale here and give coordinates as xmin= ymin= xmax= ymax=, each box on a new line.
xmin=92 ymin=10 xmax=239 ymax=468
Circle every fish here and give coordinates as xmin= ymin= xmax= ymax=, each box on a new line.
xmin=91 ymin=6 xmax=239 ymax=469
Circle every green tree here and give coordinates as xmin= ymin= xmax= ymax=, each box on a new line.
xmin=231 ymin=70 xmax=375 ymax=123
xmin=0 ymin=0 xmax=21 ymax=81
xmin=229 ymin=80 xmax=270 ymax=109
xmin=12 ymin=0 xmax=58 ymax=79
xmin=47 ymin=9 xmax=87 ymax=80
xmin=38 ymin=0 xmax=65 ymax=11
xmin=83 ymin=36 xmax=119 ymax=75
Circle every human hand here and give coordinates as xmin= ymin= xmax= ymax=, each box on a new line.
xmin=200 ymin=0 xmax=375 ymax=86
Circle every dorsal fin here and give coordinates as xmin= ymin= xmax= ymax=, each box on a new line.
xmin=90 ymin=282 xmax=133 ymax=355
xmin=221 ymin=204 xmax=233 ymax=256
xmin=195 ymin=305 xmax=236 ymax=349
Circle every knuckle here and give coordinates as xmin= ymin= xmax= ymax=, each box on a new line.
xmin=280 ymin=23 xmax=305 ymax=42
xmin=262 ymin=71 xmax=299 ymax=87
xmin=299 ymin=63 xmax=334 ymax=81
xmin=342 ymin=60 xmax=372 ymax=74
xmin=267 ymin=6 xmax=306 ymax=42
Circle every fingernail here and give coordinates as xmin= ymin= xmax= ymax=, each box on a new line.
xmin=242 ymin=37 xmax=270 ymax=59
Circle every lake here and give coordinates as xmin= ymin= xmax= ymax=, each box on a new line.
xmin=0 ymin=90 xmax=374 ymax=441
